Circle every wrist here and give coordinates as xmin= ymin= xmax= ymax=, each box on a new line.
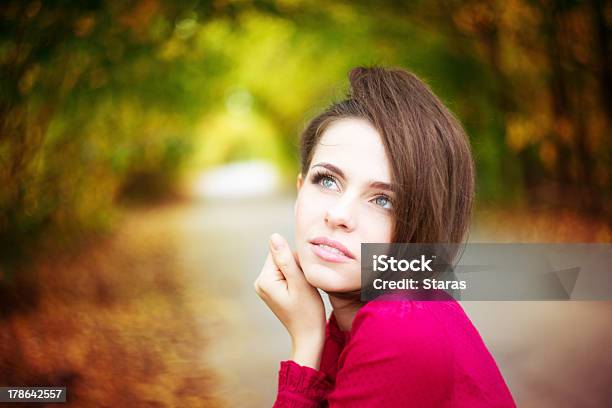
xmin=290 ymin=334 xmax=325 ymax=370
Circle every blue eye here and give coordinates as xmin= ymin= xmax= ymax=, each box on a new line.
xmin=373 ymin=195 xmax=393 ymax=210
xmin=311 ymin=171 xmax=341 ymax=191
xmin=311 ymin=170 xmax=392 ymax=210
xmin=320 ymin=176 xmax=338 ymax=190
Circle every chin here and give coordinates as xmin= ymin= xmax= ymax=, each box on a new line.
xmin=302 ymin=263 xmax=359 ymax=293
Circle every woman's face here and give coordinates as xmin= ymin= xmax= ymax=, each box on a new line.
xmin=294 ymin=117 xmax=395 ymax=293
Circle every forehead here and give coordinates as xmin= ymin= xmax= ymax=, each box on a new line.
xmin=311 ymin=118 xmax=391 ymax=182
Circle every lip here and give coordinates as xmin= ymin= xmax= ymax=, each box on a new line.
xmin=309 ymin=236 xmax=356 ymax=263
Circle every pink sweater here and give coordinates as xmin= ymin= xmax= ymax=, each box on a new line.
xmin=273 ymin=293 xmax=516 ymax=407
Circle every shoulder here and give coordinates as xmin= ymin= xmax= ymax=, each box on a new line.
xmin=336 ymin=297 xmax=516 ymax=406
xmin=348 ymin=295 xmax=464 ymax=367
xmin=334 ymin=296 xmax=460 ymax=401
xmin=353 ymin=294 xmax=465 ymax=343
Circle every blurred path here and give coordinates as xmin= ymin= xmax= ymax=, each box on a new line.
xmin=125 ymin=195 xmax=612 ymax=407
xmin=130 ymin=195 xmax=297 ymax=407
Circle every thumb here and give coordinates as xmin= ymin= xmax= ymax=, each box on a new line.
xmin=269 ymin=233 xmax=302 ymax=285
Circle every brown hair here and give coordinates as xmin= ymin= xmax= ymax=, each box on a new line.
xmin=299 ymin=66 xmax=475 ymax=244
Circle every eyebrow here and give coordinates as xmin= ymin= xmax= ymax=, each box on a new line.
xmin=311 ymin=162 xmax=396 ymax=193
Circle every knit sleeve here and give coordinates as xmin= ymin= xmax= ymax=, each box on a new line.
xmin=272 ymin=360 xmax=333 ymax=408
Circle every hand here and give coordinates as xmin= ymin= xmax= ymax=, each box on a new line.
xmin=254 ymin=233 xmax=326 ymax=369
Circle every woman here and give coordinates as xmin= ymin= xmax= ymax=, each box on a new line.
xmin=254 ymin=67 xmax=516 ymax=407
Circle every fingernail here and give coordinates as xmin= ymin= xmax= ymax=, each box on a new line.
xmin=270 ymin=233 xmax=283 ymax=250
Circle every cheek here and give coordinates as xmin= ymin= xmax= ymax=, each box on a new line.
xmin=294 ymin=196 xmax=308 ymax=230
xmin=294 ymin=196 xmax=314 ymax=245
xmin=360 ymin=211 xmax=394 ymax=242
xmin=295 ymin=189 xmax=327 ymax=229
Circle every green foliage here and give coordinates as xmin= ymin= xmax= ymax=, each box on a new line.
xmin=1 ymin=0 xmax=609 ymax=252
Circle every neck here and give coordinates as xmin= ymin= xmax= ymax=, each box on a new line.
xmin=327 ymin=291 xmax=364 ymax=332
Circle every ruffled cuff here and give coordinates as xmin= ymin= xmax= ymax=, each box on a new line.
xmin=273 ymin=360 xmax=332 ymax=407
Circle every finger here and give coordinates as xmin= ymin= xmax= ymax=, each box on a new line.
xmin=259 ymin=252 xmax=284 ymax=281
xmin=255 ymin=251 xmax=286 ymax=294
xmin=269 ymin=233 xmax=302 ymax=285
xmin=292 ymin=250 xmax=304 ymax=274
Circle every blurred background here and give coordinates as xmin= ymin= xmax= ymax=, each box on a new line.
xmin=0 ymin=0 xmax=610 ymax=406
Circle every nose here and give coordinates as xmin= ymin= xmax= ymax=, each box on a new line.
xmin=325 ymin=197 xmax=357 ymax=232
